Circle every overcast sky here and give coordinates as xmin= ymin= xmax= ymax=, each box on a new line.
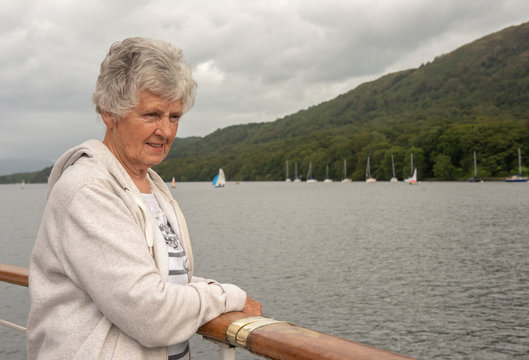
xmin=1 ymin=0 xmax=528 ymax=174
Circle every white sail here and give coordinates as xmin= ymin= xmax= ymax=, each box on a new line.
xmin=218 ymin=169 xmax=226 ymax=186
xmin=212 ymin=168 xmax=226 ymax=187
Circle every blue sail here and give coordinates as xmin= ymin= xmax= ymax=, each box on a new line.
xmin=212 ymin=174 xmax=219 ymax=186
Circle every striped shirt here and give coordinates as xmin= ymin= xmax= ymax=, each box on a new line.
xmin=142 ymin=193 xmax=190 ymax=360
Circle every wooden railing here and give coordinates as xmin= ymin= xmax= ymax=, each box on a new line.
xmin=0 ymin=263 xmax=415 ymax=360
xmin=0 ymin=263 xmax=28 ymax=286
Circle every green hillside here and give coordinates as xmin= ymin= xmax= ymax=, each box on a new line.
xmin=3 ymin=21 xmax=529 ymax=184
xmin=0 ymin=166 xmax=53 ymax=184
xmin=156 ymin=21 xmax=529 ymax=182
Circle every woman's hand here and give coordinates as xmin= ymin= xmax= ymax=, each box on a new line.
xmin=242 ymin=296 xmax=262 ymax=316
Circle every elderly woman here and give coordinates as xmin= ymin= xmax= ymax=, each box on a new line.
xmin=27 ymin=37 xmax=261 ymax=360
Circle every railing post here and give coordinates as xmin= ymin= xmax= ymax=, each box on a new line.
xmin=205 ymin=338 xmax=236 ymax=360
xmin=217 ymin=343 xmax=236 ymax=360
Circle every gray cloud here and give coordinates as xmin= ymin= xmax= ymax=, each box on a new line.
xmin=1 ymin=0 xmax=528 ymax=172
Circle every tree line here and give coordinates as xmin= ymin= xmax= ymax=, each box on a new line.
xmin=153 ymin=118 xmax=529 ymax=182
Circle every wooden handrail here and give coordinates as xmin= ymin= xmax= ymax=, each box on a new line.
xmin=198 ymin=312 xmax=415 ymax=359
xmin=0 ymin=263 xmax=415 ymax=359
xmin=0 ymin=263 xmax=28 ymax=287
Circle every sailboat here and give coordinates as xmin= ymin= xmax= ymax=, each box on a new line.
xmin=171 ymin=177 xmax=176 ymax=188
xmin=324 ymin=164 xmax=333 ymax=183
xmin=365 ymin=157 xmax=376 ymax=183
xmin=293 ymin=162 xmax=301 ymax=182
xmin=341 ymin=160 xmax=352 ymax=183
xmin=468 ymin=151 xmax=482 ymax=183
xmin=212 ymin=168 xmax=226 ymax=187
xmin=505 ymin=148 xmax=528 ymax=182
xmin=306 ymin=162 xmax=318 ymax=183
xmin=404 ymin=154 xmax=415 ymax=183
xmin=408 ymin=168 xmax=417 ymax=184
xmin=285 ymin=161 xmax=292 ymax=182
xmin=20 ymin=179 xmax=25 ymax=189
xmin=390 ymin=154 xmax=398 ymax=182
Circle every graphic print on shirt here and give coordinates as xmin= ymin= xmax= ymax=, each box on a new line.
xmin=152 ymin=211 xmax=191 ymax=276
xmin=155 ymin=213 xmax=182 ymax=250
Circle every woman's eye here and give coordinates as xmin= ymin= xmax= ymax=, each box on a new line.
xmin=144 ymin=113 xmax=159 ymax=121
xmin=170 ymin=115 xmax=181 ymax=123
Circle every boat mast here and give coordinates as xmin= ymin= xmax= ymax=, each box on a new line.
xmin=473 ymin=151 xmax=477 ymax=178
xmin=518 ymin=148 xmax=522 ymax=175
xmin=391 ymin=154 xmax=396 ymax=178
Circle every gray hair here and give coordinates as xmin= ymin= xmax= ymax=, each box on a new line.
xmin=92 ymin=37 xmax=197 ymax=120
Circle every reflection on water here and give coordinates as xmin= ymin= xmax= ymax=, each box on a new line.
xmin=1 ymin=182 xmax=528 ymax=359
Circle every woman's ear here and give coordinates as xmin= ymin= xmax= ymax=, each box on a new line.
xmin=101 ymin=112 xmax=116 ymax=129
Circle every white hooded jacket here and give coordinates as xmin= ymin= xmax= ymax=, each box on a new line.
xmin=27 ymin=139 xmax=246 ymax=359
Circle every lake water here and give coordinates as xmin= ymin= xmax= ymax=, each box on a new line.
xmin=1 ymin=181 xmax=528 ymax=359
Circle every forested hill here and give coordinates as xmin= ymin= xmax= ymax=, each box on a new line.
xmin=3 ymin=22 xmax=529 ymax=184
xmin=154 ymin=21 xmax=529 ymax=182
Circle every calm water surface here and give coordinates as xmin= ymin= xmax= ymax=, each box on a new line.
xmin=1 ymin=181 xmax=528 ymax=359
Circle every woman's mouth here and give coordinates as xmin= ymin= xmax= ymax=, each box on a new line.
xmin=147 ymin=142 xmax=164 ymax=150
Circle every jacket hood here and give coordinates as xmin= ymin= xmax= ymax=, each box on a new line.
xmin=46 ymin=139 xmax=139 ymax=199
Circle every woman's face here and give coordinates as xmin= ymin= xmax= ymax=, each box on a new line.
xmin=102 ymin=90 xmax=183 ymax=176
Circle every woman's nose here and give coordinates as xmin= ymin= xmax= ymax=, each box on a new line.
xmin=154 ymin=117 xmax=174 ymax=137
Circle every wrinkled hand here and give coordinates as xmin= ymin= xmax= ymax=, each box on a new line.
xmin=242 ymin=296 xmax=262 ymax=316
